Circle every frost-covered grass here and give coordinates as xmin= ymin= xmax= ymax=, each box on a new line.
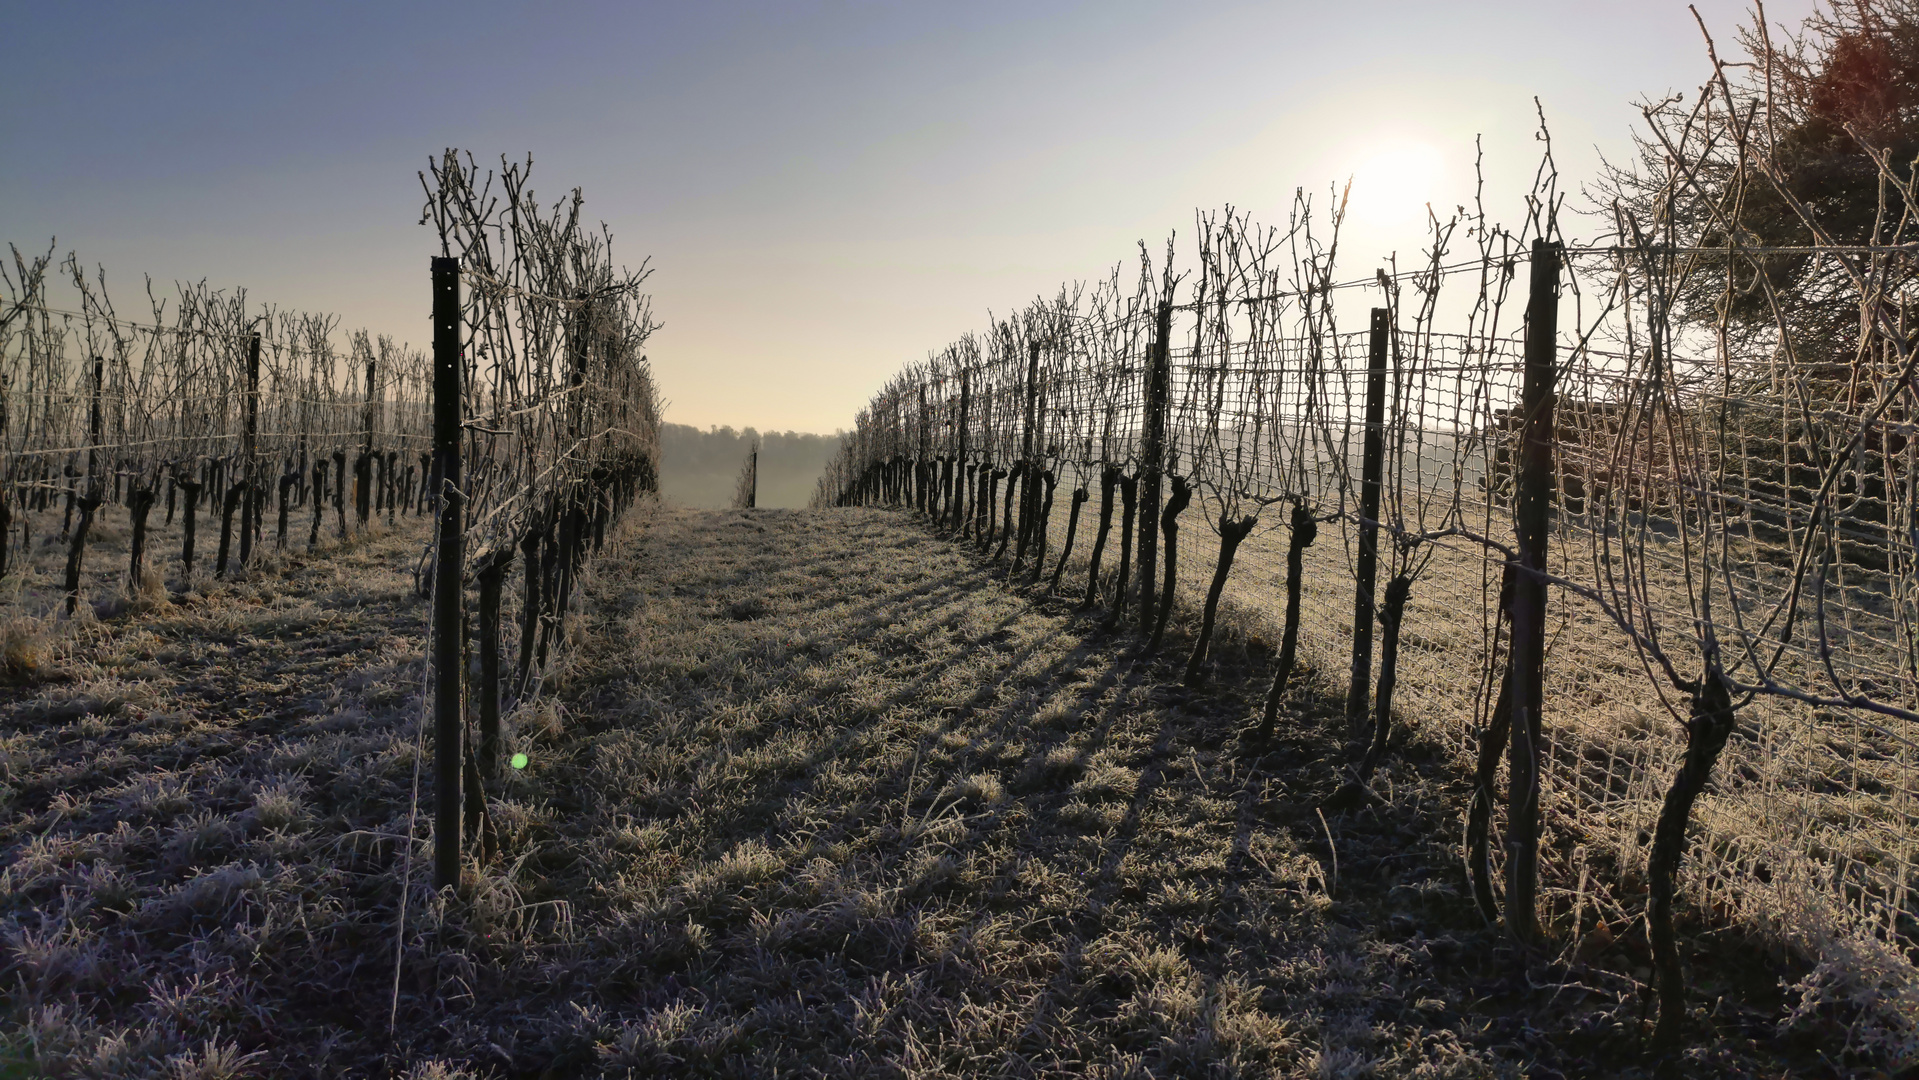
xmin=0 ymin=504 xmax=1866 ymax=1077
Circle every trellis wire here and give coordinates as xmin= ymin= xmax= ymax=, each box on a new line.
xmin=819 ymin=172 xmax=1919 ymax=1047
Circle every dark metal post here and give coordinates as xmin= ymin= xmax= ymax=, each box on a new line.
xmin=917 ymin=383 xmax=930 ymax=514
xmin=1137 ymin=297 xmax=1172 ymax=632
xmin=1504 ymin=238 xmax=1560 ymax=941
xmin=359 ymin=357 xmax=376 ymax=524
xmin=1346 ymin=307 xmax=1390 ymax=730
xmin=86 ymin=357 xmax=103 ymax=499
xmin=953 ymin=369 xmax=972 ymax=532
xmin=240 ymin=333 xmax=260 ymax=566
xmin=1014 ymin=340 xmax=1041 ymax=570
xmin=431 ymin=256 xmax=465 ymax=891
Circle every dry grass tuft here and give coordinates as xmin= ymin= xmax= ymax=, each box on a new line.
xmin=1 ymin=617 xmax=47 ymax=683
xmin=1072 ymin=752 xmax=1139 ymax=802
xmin=130 ymin=565 xmax=169 ymax=611
xmin=941 ymin=771 xmax=1006 ymax=809
xmin=1015 ymin=742 xmax=1085 ymax=792
xmin=250 ymin=783 xmax=307 ymax=832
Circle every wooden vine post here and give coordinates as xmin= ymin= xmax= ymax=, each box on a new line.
xmin=1346 ymin=308 xmax=1389 ymax=732
xmin=1013 ymin=339 xmax=1041 ymax=572
xmin=93 ymin=359 xmax=108 ymax=503
xmin=1136 ymin=296 xmax=1173 ymax=633
xmin=916 ymin=383 xmax=929 ymax=514
xmin=86 ymin=357 xmax=102 ymax=505
xmin=0 ymin=363 xmax=9 ymax=578
xmin=239 ymin=333 xmax=261 ymax=567
xmin=358 ymin=356 xmax=377 ymax=525
xmin=431 ymin=256 xmax=466 ymax=892
xmin=1504 ymin=237 xmax=1560 ymax=943
xmin=953 ymin=367 xmax=971 ymax=532
xmin=475 ymin=548 xmax=513 ymax=780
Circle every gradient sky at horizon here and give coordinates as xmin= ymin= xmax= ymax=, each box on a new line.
xmin=2 ymin=1 xmax=1815 ymax=434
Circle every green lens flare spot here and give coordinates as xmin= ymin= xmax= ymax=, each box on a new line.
xmin=511 ymin=753 xmax=529 ymax=770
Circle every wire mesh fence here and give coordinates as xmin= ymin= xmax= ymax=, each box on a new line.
xmin=1 ymin=247 xmax=441 ymax=608
xmin=4 ymin=149 xmax=665 ymax=888
xmin=2 ymin=152 xmax=661 ymax=622
xmin=817 ymin=140 xmax=1919 ymax=1050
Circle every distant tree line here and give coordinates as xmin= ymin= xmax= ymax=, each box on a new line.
xmin=657 ymin=423 xmax=839 ymax=509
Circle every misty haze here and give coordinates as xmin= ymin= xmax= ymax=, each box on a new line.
xmin=656 ymin=424 xmax=841 ymax=509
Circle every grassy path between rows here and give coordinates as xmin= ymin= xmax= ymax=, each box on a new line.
xmin=0 ymin=506 xmax=1821 ymax=1078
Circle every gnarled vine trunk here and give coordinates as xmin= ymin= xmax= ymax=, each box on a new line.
xmin=1185 ymin=508 xmax=1258 ymax=685
xmin=1106 ymin=471 xmax=1139 ymax=627
xmin=1148 ymin=476 xmax=1191 ymax=651
xmin=1357 ymin=574 xmax=1413 ymax=779
xmin=1050 ymin=483 xmax=1089 ymax=595
xmin=1255 ymin=503 xmax=1317 ymax=744
xmin=1081 ymin=465 xmax=1119 ymax=609
xmin=1650 ymin=668 xmax=1739 ymax=1048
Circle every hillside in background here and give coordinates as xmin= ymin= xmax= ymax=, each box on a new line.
xmin=657 ymin=422 xmax=841 ymax=508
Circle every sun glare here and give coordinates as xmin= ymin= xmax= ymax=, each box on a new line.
xmin=1347 ymin=141 xmax=1446 ymax=227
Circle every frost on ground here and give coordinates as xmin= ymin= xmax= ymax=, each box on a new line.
xmin=0 ymin=506 xmax=1855 ymax=1077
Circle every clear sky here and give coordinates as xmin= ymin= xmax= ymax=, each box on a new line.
xmin=2 ymin=1 xmax=1813 ymax=434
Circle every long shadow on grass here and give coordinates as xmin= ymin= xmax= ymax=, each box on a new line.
xmin=869 ymin=514 xmax=1506 ymax=1008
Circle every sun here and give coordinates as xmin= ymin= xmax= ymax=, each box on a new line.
xmin=1347 ymin=141 xmax=1447 ymax=228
